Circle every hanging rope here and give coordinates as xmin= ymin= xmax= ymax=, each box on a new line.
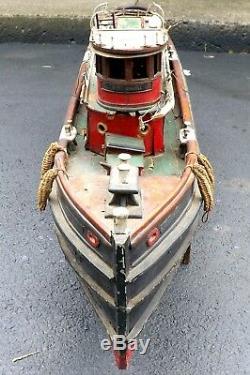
xmin=197 ymin=153 xmax=215 ymax=189
xmin=40 ymin=142 xmax=65 ymax=178
xmin=37 ymin=142 xmax=67 ymax=211
xmin=185 ymin=153 xmax=215 ymax=222
xmin=37 ymin=169 xmax=59 ymax=211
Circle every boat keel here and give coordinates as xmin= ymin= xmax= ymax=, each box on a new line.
xmin=113 ymin=347 xmax=134 ymax=370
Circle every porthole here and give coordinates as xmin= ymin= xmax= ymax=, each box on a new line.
xmin=140 ymin=123 xmax=150 ymax=135
xmin=97 ymin=122 xmax=108 ymax=134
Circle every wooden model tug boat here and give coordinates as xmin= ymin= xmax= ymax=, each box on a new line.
xmin=37 ymin=2 xmax=215 ymax=369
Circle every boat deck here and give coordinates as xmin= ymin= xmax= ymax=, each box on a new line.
xmin=65 ymin=107 xmax=185 ymax=233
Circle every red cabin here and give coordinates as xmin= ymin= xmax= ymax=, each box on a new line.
xmin=84 ymin=6 xmax=170 ymax=157
xmin=96 ymin=53 xmax=162 ymax=108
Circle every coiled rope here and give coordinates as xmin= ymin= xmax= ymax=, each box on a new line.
xmin=37 ymin=142 xmax=66 ymax=211
xmin=40 ymin=142 xmax=65 ymax=178
xmin=37 ymin=169 xmax=59 ymax=211
xmin=185 ymin=152 xmax=215 ymax=222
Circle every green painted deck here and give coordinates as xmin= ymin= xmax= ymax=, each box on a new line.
xmin=65 ymin=101 xmax=185 ymax=233
xmin=72 ymin=105 xmax=184 ymax=178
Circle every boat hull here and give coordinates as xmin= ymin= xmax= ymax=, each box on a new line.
xmin=36 ymin=3 xmax=212 ymax=370
xmin=50 ymin=183 xmax=201 ymax=341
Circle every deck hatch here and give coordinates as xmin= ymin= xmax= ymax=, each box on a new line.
xmin=105 ymin=134 xmax=145 ymax=153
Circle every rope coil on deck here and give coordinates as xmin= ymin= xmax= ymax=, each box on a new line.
xmin=185 ymin=153 xmax=215 ymax=222
xmin=37 ymin=142 xmax=67 ymax=211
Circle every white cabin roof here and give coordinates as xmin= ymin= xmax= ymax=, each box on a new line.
xmin=91 ymin=28 xmax=168 ymax=51
xmin=90 ymin=5 xmax=168 ymax=52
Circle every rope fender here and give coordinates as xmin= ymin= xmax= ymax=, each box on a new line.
xmin=37 ymin=169 xmax=59 ymax=211
xmin=37 ymin=142 xmax=66 ymax=211
xmin=185 ymin=152 xmax=215 ymax=222
xmin=40 ymin=142 xmax=65 ymax=178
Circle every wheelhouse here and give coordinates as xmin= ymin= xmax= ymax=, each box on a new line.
xmin=95 ymin=52 xmax=162 ymax=108
xmin=85 ymin=4 xmax=170 ymax=155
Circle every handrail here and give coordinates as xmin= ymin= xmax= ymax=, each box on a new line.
xmin=93 ymin=2 xmax=108 ymax=15
xmin=90 ymin=2 xmax=108 ymax=28
xmin=90 ymin=2 xmax=165 ymax=29
xmin=148 ymin=2 xmax=165 ymax=18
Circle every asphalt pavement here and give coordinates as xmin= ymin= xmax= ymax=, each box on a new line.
xmin=0 ymin=44 xmax=250 ymax=375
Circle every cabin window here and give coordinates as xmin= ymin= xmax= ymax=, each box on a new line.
xmin=154 ymin=53 xmax=161 ymax=75
xmin=96 ymin=55 xmax=125 ymax=79
xmin=96 ymin=54 xmax=161 ymax=81
xmin=133 ymin=57 xmax=148 ymax=79
xmin=96 ymin=55 xmax=103 ymax=75
xmin=107 ymin=58 xmax=125 ymax=79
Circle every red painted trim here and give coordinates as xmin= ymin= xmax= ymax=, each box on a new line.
xmin=86 ymin=230 xmax=100 ymax=248
xmin=147 ymin=227 xmax=160 ymax=247
xmin=113 ymin=348 xmax=134 ymax=370
xmin=64 ymin=62 xmax=87 ymax=125
xmin=97 ymin=76 xmax=162 ymax=107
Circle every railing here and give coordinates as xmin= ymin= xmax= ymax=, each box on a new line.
xmin=90 ymin=1 xmax=165 ymax=29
